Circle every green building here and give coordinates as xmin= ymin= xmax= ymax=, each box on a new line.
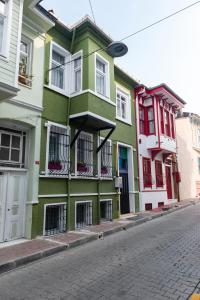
xmin=32 ymin=16 xmax=140 ymax=237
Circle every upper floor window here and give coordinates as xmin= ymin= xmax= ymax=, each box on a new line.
xmin=46 ymin=122 xmax=70 ymax=176
xmin=171 ymin=114 xmax=175 ymax=139
xmin=96 ymin=54 xmax=109 ymax=97
xmin=76 ymin=131 xmax=93 ymax=177
xmin=143 ymin=157 xmax=152 ymax=188
xmin=0 ymin=1 xmax=6 ymax=53
xmin=99 ymin=138 xmax=112 ymax=178
xmin=139 ymin=105 xmax=145 ymax=134
xmin=139 ymin=105 xmax=154 ymax=135
xmin=155 ymin=160 xmax=163 ymax=187
xmin=72 ymin=52 xmax=82 ymax=93
xmin=117 ymin=88 xmax=131 ymax=124
xmin=198 ymin=129 xmax=200 ymax=146
xmin=18 ymin=37 xmax=32 ymax=87
xmin=160 ymin=106 xmax=164 ymax=134
xmin=147 ymin=107 xmax=155 ymax=134
xmin=165 ymin=111 xmax=171 ymax=137
xmin=198 ymin=157 xmax=200 ymax=174
xmin=0 ymin=128 xmax=26 ymax=168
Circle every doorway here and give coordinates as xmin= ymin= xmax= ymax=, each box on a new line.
xmin=0 ymin=172 xmax=26 ymax=242
xmin=165 ymin=166 xmax=172 ymax=199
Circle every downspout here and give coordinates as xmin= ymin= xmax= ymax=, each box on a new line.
xmin=67 ymin=27 xmax=76 ymax=230
xmin=134 ymin=89 xmax=140 ymax=212
xmin=97 ymin=132 xmax=100 ymax=224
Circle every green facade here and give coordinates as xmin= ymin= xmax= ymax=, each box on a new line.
xmin=32 ymin=19 xmax=139 ymax=238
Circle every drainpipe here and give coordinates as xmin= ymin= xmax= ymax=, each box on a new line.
xmin=97 ymin=132 xmax=100 ymax=224
xmin=67 ymin=28 xmax=76 ymax=231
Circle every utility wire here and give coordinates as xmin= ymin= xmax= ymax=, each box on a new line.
xmin=47 ymin=0 xmax=200 ymax=73
xmin=88 ymin=0 xmax=96 ymax=24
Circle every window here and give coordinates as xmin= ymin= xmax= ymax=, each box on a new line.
xmin=50 ymin=43 xmax=69 ymax=93
xmin=72 ymin=52 xmax=82 ymax=93
xmin=100 ymin=200 xmax=112 ymax=222
xmin=165 ymin=111 xmax=171 ymax=137
xmin=46 ymin=122 xmax=70 ymax=176
xmin=18 ymin=37 xmax=32 ymax=86
xmin=198 ymin=157 xmax=200 ymax=174
xmin=160 ymin=106 xmax=164 ymax=134
xmin=147 ymin=106 xmax=155 ymax=134
xmin=0 ymin=128 xmax=26 ymax=168
xmin=117 ymin=88 xmax=131 ymax=123
xmin=0 ymin=0 xmax=6 ymax=54
xmin=44 ymin=203 xmax=66 ymax=236
xmin=96 ymin=55 xmax=109 ymax=97
xmin=143 ymin=157 xmax=152 ymax=188
xmin=139 ymin=105 xmax=145 ymax=134
xmin=197 ymin=129 xmax=200 ymax=146
xmin=76 ymin=202 xmax=92 ymax=228
xmin=171 ymin=114 xmax=175 ymax=139
xmin=76 ymin=132 xmax=93 ymax=176
xmin=155 ymin=160 xmax=163 ymax=187
xmin=100 ymin=139 xmax=112 ymax=178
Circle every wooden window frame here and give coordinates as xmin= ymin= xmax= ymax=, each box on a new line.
xmin=143 ymin=157 xmax=152 ymax=188
xmin=155 ymin=160 xmax=163 ymax=188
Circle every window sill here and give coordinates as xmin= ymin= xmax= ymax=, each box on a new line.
xmin=40 ymin=174 xmax=69 ymax=178
xmin=116 ymin=117 xmax=132 ymax=126
xmin=18 ymin=82 xmax=32 ymax=89
xmin=0 ymin=167 xmax=28 ymax=172
xmin=44 ymin=84 xmax=69 ymax=97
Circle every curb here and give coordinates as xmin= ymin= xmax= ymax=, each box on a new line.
xmin=0 ymin=200 xmax=198 ymax=275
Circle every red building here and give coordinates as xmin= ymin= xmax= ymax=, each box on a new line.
xmin=135 ymin=84 xmax=186 ymax=211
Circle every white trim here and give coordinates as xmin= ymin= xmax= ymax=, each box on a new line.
xmin=116 ymin=116 xmax=132 ymax=126
xmin=43 ymin=202 xmax=66 ymax=236
xmin=71 ymin=89 xmax=116 ymax=106
xmin=4 ymin=98 xmax=43 ymax=112
xmin=100 ymin=192 xmax=117 ymax=195
xmin=28 ymin=1 xmax=55 ymax=27
xmin=75 ymin=200 xmax=92 ymax=229
xmin=45 ymin=121 xmax=70 ymax=131
xmin=14 ymin=0 xmax=23 ymax=86
xmin=39 ymin=194 xmax=67 ymax=198
xmin=71 ymin=50 xmax=83 ymax=94
xmin=38 ymin=192 xmax=118 ymax=198
xmin=70 ymin=111 xmax=116 ymax=127
xmin=95 ymin=52 xmax=110 ymax=99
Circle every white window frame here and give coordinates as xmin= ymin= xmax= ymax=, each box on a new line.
xmin=98 ymin=137 xmax=112 ymax=178
xmin=116 ymin=85 xmax=131 ymax=125
xmin=75 ymin=200 xmax=92 ymax=229
xmin=49 ymin=41 xmax=70 ymax=95
xmin=45 ymin=121 xmax=70 ymax=176
xmin=18 ymin=35 xmax=33 ymax=86
xmin=0 ymin=0 xmax=12 ymax=58
xmin=95 ymin=53 xmax=110 ymax=98
xmin=71 ymin=50 xmax=82 ymax=94
xmin=75 ymin=131 xmax=93 ymax=177
xmin=197 ymin=128 xmax=200 ymax=146
xmin=43 ymin=202 xmax=67 ymax=236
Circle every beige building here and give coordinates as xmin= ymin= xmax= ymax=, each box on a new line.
xmin=176 ymin=112 xmax=200 ymax=200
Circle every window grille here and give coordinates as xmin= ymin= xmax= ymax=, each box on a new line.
xmin=77 ymin=132 xmax=93 ymax=177
xmin=100 ymin=200 xmax=112 ymax=222
xmin=76 ymin=202 xmax=92 ymax=229
xmin=47 ymin=124 xmax=70 ymax=176
xmin=100 ymin=139 xmax=112 ymax=178
xmin=44 ymin=204 xmax=67 ymax=236
xmin=0 ymin=128 xmax=26 ymax=168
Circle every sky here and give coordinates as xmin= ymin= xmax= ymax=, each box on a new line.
xmin=42 ymin=0 xmax=200 ymax=113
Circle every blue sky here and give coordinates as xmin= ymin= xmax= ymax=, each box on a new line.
xmin=42 ymin=0 xmax=200 ymax=112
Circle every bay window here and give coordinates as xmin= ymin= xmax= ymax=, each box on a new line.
xmin=155 ymin=160 xmax=163 ymax=187
xmin=139 ymin=105 xmax=154 ymax=135
xmin=96 ymin=54 xmax=109 ymax=97
xmin=72 ymin=51 xmax=82 ymax=93
xmin=143 ymin=157 xmax=152 ymax=188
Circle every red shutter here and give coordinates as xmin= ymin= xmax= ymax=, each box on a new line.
xmin=143 ymin=158 xmax=152 ymax=188
xmin=155 ymin=160 xmax=163 ymax=187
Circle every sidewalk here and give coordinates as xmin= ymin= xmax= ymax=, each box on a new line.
xmin=0 ymin=198 xmax=199 ymax=274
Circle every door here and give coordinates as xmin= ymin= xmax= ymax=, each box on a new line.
xmin=0 ymin=172 xmax=26 ymax=242
xmin=165 ymin=166 xmax=172 ymax=199
xmin=119 ymin=146 xmax=130 ymax=214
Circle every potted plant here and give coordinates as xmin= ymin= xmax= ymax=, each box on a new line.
xmin=101 ymin=166 xmax=108 ymax=175
xmin=77 ymin=161 xmax=88 ymax=172
xmin=48 ymin=160 xmax=62 ymax=171
xmin=18 ymin=59 xmax=33 ymax=86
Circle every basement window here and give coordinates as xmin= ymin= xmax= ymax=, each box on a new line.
xmin=44 ymin=203 xmax=67 ymax=236
xmin=76 ymin=201 xmax=92 ymax=229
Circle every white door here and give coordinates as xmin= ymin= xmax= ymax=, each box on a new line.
xmin=0 ymin=172 xmax=26 ymax=242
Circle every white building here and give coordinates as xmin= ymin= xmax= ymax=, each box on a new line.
xmin=135 ymin=84 xmax=185 ymax=211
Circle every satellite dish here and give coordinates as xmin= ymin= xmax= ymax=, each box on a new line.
xmin=106 ymin=41 xmax=128 ymax=58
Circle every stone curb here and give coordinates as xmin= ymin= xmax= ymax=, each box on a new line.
xmin=0 ymin=200 xmax=198 ymax=275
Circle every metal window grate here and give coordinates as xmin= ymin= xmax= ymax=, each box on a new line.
xmin=48 ymin=125 xmax=70 ymax=176
xmin=76 ymin=202 xmax=92 ymax=229
xmin=45 ymin=204 xmax=67 ymax=236
xmin=100 ymin=140 xmax=112 ymax=178
xmin=77 ymin=132 xmax=93 ymax=177
xmin=100 ymin=200 xmax=112 ymax=222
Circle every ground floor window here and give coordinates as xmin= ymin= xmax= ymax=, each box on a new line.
xmin=0 ymin=127 xmax=26 ymax=168
xmin=155 ymin=160 xmax=163 ymax=187
xmin=143 ymin=157 xmax=152 ymax=188
xmin=44 ymin=203 xmax=67 ymax=236
xmin=76 ymin=201 xmax=92 ymax=229
xmin=100 ymin=200 xmax=112 ymax=222
xmin=76 ymin=132 xmax=93 ymax=177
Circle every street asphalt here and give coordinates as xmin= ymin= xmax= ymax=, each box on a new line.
xmin=0 ymin=204 xmax=200 ymax=300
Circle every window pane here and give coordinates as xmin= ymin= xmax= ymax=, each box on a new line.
xmin=20 ymin=41 xmax=28 ymax=54
xmin=77 ymin=138 xmax=85 ymax=163
xmin=0 ymin=147 xmax=9 ymax=160
xmin=1 ymin=133 xmax=10 ymax=146
xmin=148 ymin=107 xmax=154 ymax=120
xmin=0 ymin=1 xmax=5 ymax=15
xmin=96 ymin=72 xmax=105 ymax=95
xmin=117 ymin=98 xmax=121 ymax=117
xmin=149 ymin=121 xmax=155 ymax=134
xmin=49 ymin=133 xmax=59 ymax=162
xmin=12 ymin=136 xmax=20 ymax=148
xmin=52 ymin=62 xmax=64 ymax=89
xmin=96 ymin=59 xmax=105 ymax=73
xmin=52 ymin=50 xmax=65 ymax=64
xmin=121 ymin=101 xmax=126 ymax=119
xmin=74 ymin=57 xmax=81 ymax=69
xmin=0 ymin=15 xmax=4 ymax=52
xmin=11 ymin=149 xmax=20 ymax=162
xmin=75 ymin=69 xmax=81 ymax=92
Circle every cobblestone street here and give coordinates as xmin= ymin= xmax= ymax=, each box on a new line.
xmin=0 ymin=204 xmax=200 ymax=300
